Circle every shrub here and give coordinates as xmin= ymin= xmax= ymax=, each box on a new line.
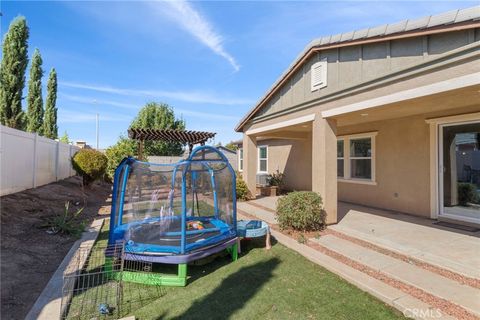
xmin=458 ymin=183 xmax=479 ymax=206
xmin=276 ymin=191 xmax=326 ymax=231
xmin=268 ymin=170 xmax=286 ymax=191
xmin=236 ymin=172 xmax=251 ymax=201
xmin=72 ymin=149 xmax=108 ymax=186
xmin=43 ymin=202 xmax=86 ymax=237
xmin=105 ymin=136 xmax=136 ymax=180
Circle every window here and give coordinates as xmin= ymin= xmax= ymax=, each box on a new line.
xmin=350 ymin=138 xmax=372 ymax=179
xmin=337 ymin=132 xmax=376 ymax=184
xmin=258 ymin=146 xmax=268 ymax=173
xmin=337 ymin=140 xmax=344 ymax=178
xmin=311 ymin=60 xmax=327 ymax=92
xmin=238 ymin=148 xmax=243 ymax=172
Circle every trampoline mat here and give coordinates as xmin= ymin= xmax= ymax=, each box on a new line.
xmin=128 ymin=219 xmax=222 ymax=246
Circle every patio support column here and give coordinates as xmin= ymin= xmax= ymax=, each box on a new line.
xmin=243 ymin=133 xmax=257 ymax=199
xmin=312 ymin=117 xmax=338 ymax=224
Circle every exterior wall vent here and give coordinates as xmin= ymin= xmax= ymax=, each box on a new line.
xmin=311 ymin=60 xmax=327 ymax=92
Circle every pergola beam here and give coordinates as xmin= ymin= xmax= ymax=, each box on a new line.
xmin=127 ymin=128 xmax=216 ymax=158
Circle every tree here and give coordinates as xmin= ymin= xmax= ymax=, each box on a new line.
xmin=26 ymin=49 xmax=44 ymax=134
xmin=59 ymin=131 xmax=70 ymax=144
xmin=0 ymin=16 xmax=29 ymax=129
xmin=225 ymin=141 xmax=239 ymax=151
xmin=105 ymin=136 xmax=137 ymax=180
xmin=130 ymin=102 xmax=185 ymax=156
xmin=43 ymin=68 xmax=58 ymax=139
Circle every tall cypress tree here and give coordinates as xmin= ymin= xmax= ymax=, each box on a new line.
xmin=43 ymin=68 xmax=58 ymax=139
xmin=0 ymin=16 xmax=29 ymax=129
xmin=26 ymin=48 xmax=44 ymax=134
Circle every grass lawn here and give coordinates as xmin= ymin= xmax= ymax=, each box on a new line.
xmin=68 ymin=220 xmax=405 ymax=320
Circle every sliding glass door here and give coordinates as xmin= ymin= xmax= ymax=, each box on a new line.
xmin=439 ymin=121 xmax=480 ymax=223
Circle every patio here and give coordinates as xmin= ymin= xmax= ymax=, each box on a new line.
xmin=239 ymin=197 xmax=480 ymax=278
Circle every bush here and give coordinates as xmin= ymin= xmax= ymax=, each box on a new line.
xmin=43 ymin=202 xmax=86 ymax=238
xmin=71 ymin=149 xmax=108 ymax=186
xmin=458 ymin=183 xmax=479 ymax=206
xmin=276 ymin=191 xmax=326 ymax=231
xmin=268 ymin=170 xmax=286 ymax=191
xmin=236 ymin=172 xmax=251 ymax=201
xmin=105 ymin=137 xmax=136 ymax=180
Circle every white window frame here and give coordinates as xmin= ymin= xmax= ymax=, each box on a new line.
xmin=311 ymin=60 xmax=327 ymax=92
xmin=257 ymin=145 xmax=268 ymax=174
xmin=238 ymin=148 xmax=243 ymax=172
xmin=337 ymin=132 xmax=377 ymax=185
xmin=337 ymin=139 xmax=345 ymax=179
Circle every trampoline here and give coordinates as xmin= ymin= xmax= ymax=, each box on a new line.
xmin=108 ymin=145 xmax=238 ymax=286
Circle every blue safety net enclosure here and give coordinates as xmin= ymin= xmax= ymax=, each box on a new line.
xmin=108 ymin=146 xmax=238 ymax=265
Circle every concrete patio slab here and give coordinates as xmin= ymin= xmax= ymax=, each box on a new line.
xmin=237 ymin=201 xmax=277 ymax=225
xmin=332 ymin=202 xmax=480 ymax=279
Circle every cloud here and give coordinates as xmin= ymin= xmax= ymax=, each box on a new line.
xmin=60 ymin=93 xmax=136 ymax=109
xmin=154 ymin=1 xmax=240 ymax=71
xmin=59 ymin=110 xmax=130 ymax=124
xmin=60 ymin=93 xmax=240 ymax=122
xmin=59 ymin=81 xmax=253 ymax=106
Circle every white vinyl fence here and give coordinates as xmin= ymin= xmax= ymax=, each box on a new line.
xmin=0 ymin=125 xmax=80 ymax=196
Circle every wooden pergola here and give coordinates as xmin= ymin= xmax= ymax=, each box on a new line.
xmin=128 ymin=128 xmax=216 ymax=157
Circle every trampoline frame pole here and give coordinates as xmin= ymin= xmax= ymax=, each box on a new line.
xmin=210 ymin=168 xmax=219 ymax=219
xmin=117 ymin=165 xmax=130 ymax=228
xmin=180 ymin=167 xmax=187 ymax=254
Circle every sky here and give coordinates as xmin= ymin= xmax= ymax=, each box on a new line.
xmin=1 ymin=0 xmax=477 ymax=149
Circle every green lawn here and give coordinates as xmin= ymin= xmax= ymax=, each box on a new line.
xmin=67 ymin=221 xmax=405 ymax=320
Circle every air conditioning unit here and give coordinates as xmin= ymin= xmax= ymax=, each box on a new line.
xmin=256 ymin=173 xmax=269 ymax=187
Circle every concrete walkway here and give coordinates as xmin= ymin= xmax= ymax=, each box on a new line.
xmin=238 ymin=197 xmax=480 ymax=319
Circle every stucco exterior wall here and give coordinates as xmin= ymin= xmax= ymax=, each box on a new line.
xmin=255 ymin=29 xmax=479 ymax=120
xmin=337 ymin=105 xmax=480 ymax=217
xmin=259 ymin=138 xmax=312 ymax=191
xmin=242 ymin=55 xmax=479 ymax=133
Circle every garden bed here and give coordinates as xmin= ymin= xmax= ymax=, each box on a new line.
xmin=0 ymin=176 xmax=111 ymax=320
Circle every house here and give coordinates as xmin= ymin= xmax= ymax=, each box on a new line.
xmin=235 ymin=7 xmax=480 ymax=225
xmin=216 ymin=145 xmax=238 ymax=169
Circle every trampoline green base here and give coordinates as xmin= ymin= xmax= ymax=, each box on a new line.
xmin=106 ymin=242 xmax=238 ymax=287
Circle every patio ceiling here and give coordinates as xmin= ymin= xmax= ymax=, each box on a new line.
xmin=326 ymin=84 xmax=480 ymax=127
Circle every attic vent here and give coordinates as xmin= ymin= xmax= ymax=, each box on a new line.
xmin=311 ymin=60 xmax=327 ymax=92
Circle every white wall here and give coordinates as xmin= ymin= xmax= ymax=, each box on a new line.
xmin=0 ymin=125 xmax=80 ymax=196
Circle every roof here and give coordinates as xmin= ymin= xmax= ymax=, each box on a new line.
xmin=128 ymin=128 xmax=216 ymax=145
xmin=235 ymin=6 xmax=480 ymax=132
xmin=216 ymin=145 xmax=237 ymax=154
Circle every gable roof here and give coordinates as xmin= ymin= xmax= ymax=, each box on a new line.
xmin=217 ymin=145 xmax=237 ymax=154
xmin=235 ymin=6 xmax=480 ymax=132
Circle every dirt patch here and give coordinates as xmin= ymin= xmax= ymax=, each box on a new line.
xmin=0 ymin=176 xmax=111 ymax=320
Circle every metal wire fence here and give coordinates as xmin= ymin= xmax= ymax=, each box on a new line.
xmin=60 ymin=243 xmax=166 ymax=320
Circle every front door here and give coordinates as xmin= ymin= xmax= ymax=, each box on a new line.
xmin=439 ymin=121 xmax=480 ymax=224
